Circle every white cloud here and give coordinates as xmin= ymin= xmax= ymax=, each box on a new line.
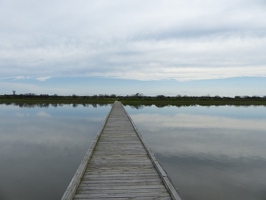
xmin=37 ymin=111 xmax=51 ymax=118
xmin=0 ymin=81 xmax=71 ymax=95
xmin=0 ymin=0 xmax=266 ymax=83
xmin=36 ymin=77 xmax=51 ymax=81
xmin=95 ymin=66 xmax=266 ymax=81
xmin=14 ymin=76 xmax=30 ymax=80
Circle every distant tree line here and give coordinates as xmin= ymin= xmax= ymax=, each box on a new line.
xmin=1 ymin=93 xmax=266 ymax=100
xmin=1 ymin=92 xmax=266 ymax=108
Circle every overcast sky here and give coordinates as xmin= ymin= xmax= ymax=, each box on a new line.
xmin=1 ymin=0 xmax=266 ymax=96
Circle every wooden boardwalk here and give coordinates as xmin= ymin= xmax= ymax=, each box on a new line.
xmin=62 ymin=101 xmax=181 ymax=200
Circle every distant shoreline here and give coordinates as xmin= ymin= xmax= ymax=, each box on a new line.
xmin=1 ymin=94 xmax=266 ymax=107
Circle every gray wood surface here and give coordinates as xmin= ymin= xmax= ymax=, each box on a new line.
xmin=62 ymin=101 xmax=182 ymax=200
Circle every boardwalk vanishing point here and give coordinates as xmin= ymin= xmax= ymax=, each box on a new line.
xmin=62 ymin=101 xmax=182 ymax=200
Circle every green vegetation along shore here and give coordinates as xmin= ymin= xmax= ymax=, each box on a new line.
xmin=1 ymin=94 xmax=266 ymax=107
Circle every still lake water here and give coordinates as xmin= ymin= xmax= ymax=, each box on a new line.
xmin=0 ymin=104 xmax=266 ymax=200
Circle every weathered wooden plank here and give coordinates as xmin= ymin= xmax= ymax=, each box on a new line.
xmin=77 ymin=188 xmax=168 ymax=193
xmin=73 ymin=192 xmax=171 ymax=198
xmin=84 ymin=171 xmax=159 ymax=178
xmin=74 ymin=197 xmax=172 ymax=200
xmin=78 ymin=184 xmax=166 ymax=189
xmin=85 ymin=170 xmax=158 ymax=175
xmin=81 ymin=176 xmax=162 ymax=182
xmin=62 ymin=101 xmax=182 ymax=200
xmin=85 ymin=165 xmax=155 ymax=170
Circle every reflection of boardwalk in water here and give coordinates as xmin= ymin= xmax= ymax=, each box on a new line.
xmin=62 ymin=101 xmax=181 ymax=200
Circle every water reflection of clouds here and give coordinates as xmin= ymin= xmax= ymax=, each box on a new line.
xmin=0 ymin=115 xmax=101 ymax=145
xmin=130 ymin=110 xmax=266 ymax=200
xmin=36 ymin=111 xmax=51 ymax=118
xmin=0 ymin=107 xmax=105 ymax=200
xmin=15 ymin=111 xmax=52 ymax=118
xmin=157 ymin=153 xmax=266 ymax=200
xmin=131 ymin=113 xmax=266 ymax=160
xmin=15 ymin=112 xmax=30 ymax=117
xmin=132 ymin=113 xmax=266 ymax=131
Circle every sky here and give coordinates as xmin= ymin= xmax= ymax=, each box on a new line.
xmin=0 ymin=0 xmax=266 ymax=96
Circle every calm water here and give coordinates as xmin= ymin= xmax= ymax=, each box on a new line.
xmin=0 ymin=104 xmax=266 ymax=200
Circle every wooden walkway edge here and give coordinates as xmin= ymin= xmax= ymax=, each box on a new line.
xmin=61 ymin=101 xmax=182 ymax=200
